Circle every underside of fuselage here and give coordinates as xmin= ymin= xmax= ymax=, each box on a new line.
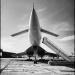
xmin=25 ymin=45 xmax=46 ymax=57
xmin=25 ymin=45 xmax=58 ymax=58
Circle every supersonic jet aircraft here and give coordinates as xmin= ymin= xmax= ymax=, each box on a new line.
xmin=11 ymin=4 xmax=59 ymax=62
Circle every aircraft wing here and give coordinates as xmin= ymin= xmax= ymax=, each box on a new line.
xmin=11 ymin=29 xmax=28 ymax=37
xmin=41 ymin=28 xmax=59 ymax=37
xmin=45 ymin=52 xmax=58 ymax=57
xmin=12 ymin=52 xmax=26 ymax=57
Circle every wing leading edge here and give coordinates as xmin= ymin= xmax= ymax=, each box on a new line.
xmin=11 ymin=29 xmax=28 ymax=37
xmin=11 ymin=28 xmax=59 ymax=37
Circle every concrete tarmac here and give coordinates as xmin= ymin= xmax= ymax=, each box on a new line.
xmin=0 ymin=58 xmax=74 ymax=75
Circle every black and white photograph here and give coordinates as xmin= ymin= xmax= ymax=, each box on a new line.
xmin=0 ymin=0 xmax=74 ymax=75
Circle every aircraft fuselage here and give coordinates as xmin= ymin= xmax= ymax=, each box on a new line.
xmin=29 ymin=7 xmax=41 ymax=46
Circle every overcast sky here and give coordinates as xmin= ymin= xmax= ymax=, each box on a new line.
xmin=1 ymin=0 xmax=74 ymax=56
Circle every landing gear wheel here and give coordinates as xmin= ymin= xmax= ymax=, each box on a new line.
xmin=34 ymin=60 xmax=37 ymax=64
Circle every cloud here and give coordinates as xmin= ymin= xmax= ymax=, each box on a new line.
xmin=54 ymin=22 xmax=72 ymax=31
xmin=1 ymin=36 xmax=30 ymax=53
xmin=59 ymin=35 xmax=74 ymax=41
xmin=21 ymin=14 xmax=28 ymax=20
xmin=52 ymin=22 xmax=74 ymax=35
xmin=1 ymin=37 xmax=15 ymax=52
xmin=17 ymin=24 xmax=29 ymax=31
xmin=37 ymin=7 xmax=47 ymax=13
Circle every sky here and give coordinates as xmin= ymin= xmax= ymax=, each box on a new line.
xmin=1 ymin=0 xmax=74 ymax=56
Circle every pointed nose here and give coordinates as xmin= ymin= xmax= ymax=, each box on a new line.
xmin=32 ymin=6 xmax=36 ymax=16
xmin=30 ymin=5 xmax=39 ymax=26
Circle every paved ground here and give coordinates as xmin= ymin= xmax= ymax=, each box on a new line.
xmin=0 ymin=58 xmax=75 ymax=75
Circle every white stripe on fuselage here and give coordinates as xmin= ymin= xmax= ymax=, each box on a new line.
xmin=29 ymin=8 xmax=41 ymax=46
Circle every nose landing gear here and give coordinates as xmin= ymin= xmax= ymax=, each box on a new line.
xmin=33 ymin=46 xmax=38 ymax=64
